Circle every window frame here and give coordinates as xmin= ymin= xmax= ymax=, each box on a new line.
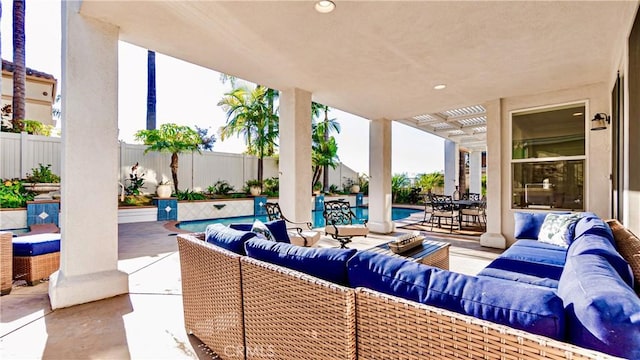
xmin=509 ymin=100 xmax=589 ymax=211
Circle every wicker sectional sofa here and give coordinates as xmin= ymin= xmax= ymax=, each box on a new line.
xmin=177 ymin=214 xmax=640 ymax=360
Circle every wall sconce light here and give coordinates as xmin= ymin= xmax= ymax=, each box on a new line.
xmin=590 ymin=113 xmax=610 ymax=131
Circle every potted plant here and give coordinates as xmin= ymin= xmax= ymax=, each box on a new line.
xmin=245 ymin=179 xmax=262 ymax=196
xmin=313 ymin=181 xmax=323 ymax=195
xmin=343 ymin=177 xmax=360 ymax=194
xmin=156 ymin=180 xmax=173 ymax=198
xmin=23 ymin=163 xmax=61 ymax=193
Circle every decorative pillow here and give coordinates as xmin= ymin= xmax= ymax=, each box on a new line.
xmin=264 ymin=219 xmax=290 ymax=243
xmin=251 ymin=219 xmax=275 ymax=242
xmin=537 ymin=213 xmax=582 ymax=248
xmin=205 ymin=223 xmax=256 ymax=255
xmin=513 ymin=212 xmax=549 ymax=239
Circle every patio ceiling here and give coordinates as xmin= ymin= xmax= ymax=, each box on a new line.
xmin=80 ymin=0 xmax=638 ymax=146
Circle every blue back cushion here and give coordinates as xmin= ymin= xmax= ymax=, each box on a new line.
xmin=426 ymin=270 xmax=566 ymax=340
xmin=230 ymin=220 xmax=290 ymax=243
xmin=347 ymin=251 xmax=435 ymax=304
xmin=205 ymin=223 xmax=256 ymax=255
xmin=244 ymin=237 xmax=356 ymax=286
xmin=558 ymin=253 xmax=640 ymax=359
xmin=568 ymin=233 xmax=633 ymax=286
xmin=573 ymin=214 xmax=614 ymax=244
xmin=513 ymin=212 xmax=549 ymax=239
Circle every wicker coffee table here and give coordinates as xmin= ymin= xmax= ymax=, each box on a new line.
xmin=372 ymin=238 xmax=450 ymax=270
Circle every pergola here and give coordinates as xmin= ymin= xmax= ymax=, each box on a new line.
xmin=51 ymin=1 xmax=639 ymax=309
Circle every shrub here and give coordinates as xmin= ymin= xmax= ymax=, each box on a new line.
xmin=25 ymin=164 xmax=60 ymax=183
xmin=0 ymin=179 xmax=34 ymax=208
xmin=175 ymin=189 xmax=207 ymax=201
xmin=124 ymin=163 xmax=145 ymax=195
xmin=208 ymin=180 xmax=234 ymax=195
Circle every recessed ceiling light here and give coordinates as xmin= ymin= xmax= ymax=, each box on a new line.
xmin=572 ymin=112 xmax=583 ymax=116
xmin=315 ymin=0 xmax=336 ymax=13
xmin=433 ymin=84 xmax=446 ymax=90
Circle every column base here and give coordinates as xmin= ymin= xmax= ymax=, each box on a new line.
xmin=367 ymin=221 xmax=395 ymax=234
xmin=49 ymin=269 xmax=128 ymax=309
xmin=480 ymin=233 xmax=506 ymax=249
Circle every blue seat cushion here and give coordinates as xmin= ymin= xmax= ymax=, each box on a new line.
xmin=500 ymin=243 xmax=567 ymax=266
xmin=230 ymin=219 xmax=290 ymax=243
xmin=569 ymin=233 xmax=633 ymax=286
xmin=12 ymin=233 xmax=61 ymax=256
xmin=478 ymin=259 xmax=560 ymax=288
xmin=347 ymin=251 xmax=435 ymax=304
xmin=205 ymin=223 xmax=256 ymax=255
xmin=244 ymin=237 xmax=356 ymax=286
xmin=510 ymin=239 xmax=571 ymax=252
xmin=558 ymin=253 xmax=640 ymax=359
xmin=426 ymin=270 xmax=566 ymax=340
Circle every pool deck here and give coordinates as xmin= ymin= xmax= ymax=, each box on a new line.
xmin=1 ymin=215 xmax=501 ymax=359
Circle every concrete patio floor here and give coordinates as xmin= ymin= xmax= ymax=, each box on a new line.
xmin=1 ymin=217 xmax=501 ymax=359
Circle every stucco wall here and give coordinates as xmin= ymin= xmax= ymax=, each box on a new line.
xmin=500 ymin=82 xmax=610 ymax=246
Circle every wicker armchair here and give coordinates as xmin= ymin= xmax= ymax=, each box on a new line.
xmin=322 ymin=200 xmax=368 ymax=248
xmin=263 ymin=202 xmax=321 ymax=247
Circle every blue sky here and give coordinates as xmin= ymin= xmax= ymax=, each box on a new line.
xmin=1 ymin=0 xmax=444 ymax=176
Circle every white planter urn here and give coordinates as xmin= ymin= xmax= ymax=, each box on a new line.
xmin=156 ymin=184 xmax=173 ymax=198
xmin=249 ymin=186 xmax=262 ymax=196
xmin=350 ymin=185 xmax=360 ymax=194
xmin=23 ymin=183 xmax=61 ymax=194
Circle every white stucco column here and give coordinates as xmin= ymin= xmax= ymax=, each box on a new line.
xmin=444 ymin=140 xmax=459 ymax=196
xmin=469 ymin=150 xmax=483 ymax=194
xmin=368 ymin=118 xmax=394 ymax=234
xmin=49 ymin=1 xmax=128 ymax=309
xmin=279 ymin=88 xmax=312 ymax=223
xmin=480 ymin=99 xmax=506 ymax=249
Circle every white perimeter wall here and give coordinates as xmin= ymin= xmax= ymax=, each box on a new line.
xmin=0 ymin=133 xmax=359 ymax=193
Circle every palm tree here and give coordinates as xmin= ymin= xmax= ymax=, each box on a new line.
xmin=218 ymin=85 xmax=278 ymax=185
xmin=135 ymin=123 xmax=201 ymax=194
xmin=146 ymin=50 xmax=156 ymax=130
xmin=311 ymin=102 xmax=340 ymax=191
xmin=12 ymin=0 xmax=26 ymax=131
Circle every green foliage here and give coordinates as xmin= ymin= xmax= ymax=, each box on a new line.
xmin=415 ymin=171 xmax=444 ymax=191
xmin=134 ymin=123 xmax=202 ymax=194
xmin=359 ymin=173 xmax=370 ymax=195
xmin=23 ymin=120 xmax=53 ymax=136
xmin=313 ymin=181 xmax=323 ymax=191
xmin=125 ymin=163 xmax=145 ymax=195
xmin=121 ymin=195 xmax=153 ymax=206
xmin=391 ymin=173 xmax=411 ymax=203
xmin=25 ymin=164 xmax=60 ymax=183
xmin=328 ymin=184 xmax=340 ymax=194
xmin=262 ymin=177 xmax=279 ymax=196
xmin=218 ymin=85 xmax=279 ymax=183
xmin=1 ymin=179 xmax=34 ymax=208
xmin=311 ymin=103 xmax=341 ymax=188
xmin=175 ymin=189 xmax=207 ymax=201
xmin=208 ymin=180 xmax=234 ymax=195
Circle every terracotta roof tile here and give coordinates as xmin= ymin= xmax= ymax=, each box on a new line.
xmin=2 ymin=59 xmax=56 ymax=80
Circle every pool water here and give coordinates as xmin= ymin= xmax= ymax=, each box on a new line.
xmin=177 ymin=207 xmax=421 ymax=233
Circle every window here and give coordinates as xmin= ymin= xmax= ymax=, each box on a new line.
xmin=511 ymin=103 xmax=586 ymax=210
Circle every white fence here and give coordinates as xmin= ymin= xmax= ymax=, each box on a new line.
xmin=1 ymin=132 xmax=359 ymax=192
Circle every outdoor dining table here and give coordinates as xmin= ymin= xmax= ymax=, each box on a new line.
xmin=452 ymin=199 xmax=482 ymax=225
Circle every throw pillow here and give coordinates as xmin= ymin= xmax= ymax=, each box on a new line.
xmin=251 ymin=219 xmax=276 ymax=242
xmin=538 ymin=213 xmax=582 ymax=248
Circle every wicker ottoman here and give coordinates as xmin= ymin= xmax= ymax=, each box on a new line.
xmin=13 ymin=233 xmax=61 ymax=285
xmin=1 ymin=232 xmax=12 ymax=295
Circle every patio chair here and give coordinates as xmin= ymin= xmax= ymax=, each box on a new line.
xmin=421 ymin=193 xmax=433 ymax=224
xmin=428 ymin=195 xmax=460 ymax=233
xmin=461 ymin=197 xmax=486 ymax=231
xmin=264 ymin=202 xmax=321 ymax=247
xmin=323 ymin=200 xmax=369 ymax=248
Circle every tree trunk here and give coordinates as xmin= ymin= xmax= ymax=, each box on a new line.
xmin=257 ymin=157 xmax=264 ymax=186
xmin=146 ymin=50 xmax=156 ymax=130
xmin=12 ymin=0 xmax=26 ymax=131
xmin=322 ymin=106 xmax=330 ymax=192
xmin=171 ymin=152 xmax=179 ymax=194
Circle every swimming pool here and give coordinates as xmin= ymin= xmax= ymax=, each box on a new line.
xmin=177 ymin=207 xmax=421 ymax=233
